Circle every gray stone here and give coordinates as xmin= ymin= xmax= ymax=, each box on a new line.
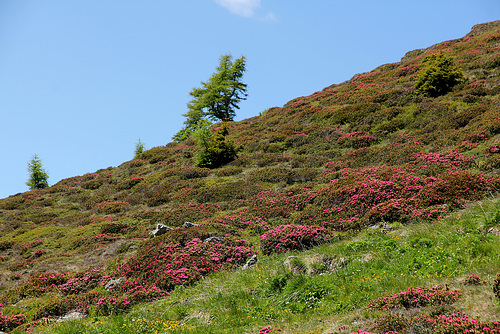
xmin=58 ymin=311 xmax=86 ymax=322
xmin=150 ymin=224 xmax=172 ymax=238
xmin=183 ymin=222 xmax=197 ymax=228
xmin=382 ymin=223 xmax=393 ymax=232
xmin=204 ymin=236 xmax=225 ymax=243
xmin=104 ymin=277 xmax=127 ymax=291
xmin=487 ymin=227 xmax=499 ymax=235
xmin=242 ymin=255 xmax=258 ymax=270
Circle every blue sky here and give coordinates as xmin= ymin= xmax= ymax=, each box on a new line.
xmin=1 ymin=0 xmax=499 ymax=199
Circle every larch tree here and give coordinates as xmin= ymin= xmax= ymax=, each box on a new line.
xmin=173 ymin=53 xmax=247 ymax=142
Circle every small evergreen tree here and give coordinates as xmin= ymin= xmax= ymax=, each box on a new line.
xmin=194 ymin=124 xmax=242 ymax=168
xmin=173 ymin=53 xmax=247 ymax=142
xmin=415 ymin=53 xmax=464 ymax=97
xmin=134 ymin=138 xmax=146 ymax=157
xmin=26 ymin=154 xmax=49 ymax=190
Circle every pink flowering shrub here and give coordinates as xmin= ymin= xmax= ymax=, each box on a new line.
xmin=250 ymin=187 xmax=317 ymax=219
xmin=462 ymin=273 xmax=485 ymax=285
xmin=5 ymin=272 xmax=69 ymax=300
xmin=419 ymin=312 xmax=500 ymax=333
xmin=211 ymin=212 xmax=271 ymax=233
xmin=60 ymin=268 xmax=106 ymax=296
xmin=337 ymin=131 xmax=378 ymax=149
xmin=260 ymin=224 xmax=336 ymax=255
xmin=313 ymin=165 xmax=500 ymax=228
xmin=406 ymin=151 xmax=474 ymax=176
xmin=115 ymin=238 xmax=254 ymax=291
xmin=91 ymin=280 xmax=167 ymax=315
xmin=0 ymin=310 xmax=26 ymax=331
xmin=368 ymin=285 xmax=461 ymax=309
xmin=260 ymin=326 xmax=282 ymax=333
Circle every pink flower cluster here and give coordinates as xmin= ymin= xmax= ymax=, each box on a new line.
xmin=115 ymin=238 xmax=254 ymax=291
xmin=368 ymin=286 xmax=461 ymax=310
xmin=421 ymin=312 xmax=500 ymax=333
xmin=251 ymin=187 xmax=317 ymax=218
xmin=260 ymin=224 xmax=335 ymax=255
xmin=337 ymin=131 xmax=377 ymax=148
xmin=462 ymin=273 xmax=485 ymax=285
xmin=259 ymin=326 xmax=282 ymax=334
xmin=60 ymin=268 xmax=107 ymax=295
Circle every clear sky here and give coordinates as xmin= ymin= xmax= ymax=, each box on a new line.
xmin=1 ymin=0 xmax=499 ymax=199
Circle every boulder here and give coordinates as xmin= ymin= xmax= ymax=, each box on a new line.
xmin=104 ymin=277 xmax=127 ymax=291
xmin=204 ymin=236 xmax=225 ymax=243
xmin=58 ymin=311 xmax=86 ymax=322
xmin=150 ymin=224 xmax=172 ymax=238
xmin=183 ymin=222 xmax=198 ymax=228
xmin=242 ymin=255 xmax=258 ymax=270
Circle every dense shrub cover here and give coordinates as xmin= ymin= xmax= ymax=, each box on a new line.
xmin=368 ymin=285 xmax=461 ymax=309
xmin=260 ymin=224 xmax=336 ymax=255
xmin=0 ymin=21 xmax=499 ymax=332
xmin=115 ymin=237 xmax=254 ymax=290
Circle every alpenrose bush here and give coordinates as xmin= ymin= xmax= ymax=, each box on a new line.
xmin=0 ymin=307 xmax=26 ymax=332
xmin=115 ymin=237 xmax=254 ymax=291
xmin=418 ymin=312 xmax=500 ymax=333
xmin=314 ymin=164 xmax=500 ymax=228
xmin=462 ymin=273 xmax=486 ymax=285
xmin=260 ymin=224 xmax=336 ymax=255
xmin=368 ymin=285 xmax=461 ymax=310
xmin=60 ymin=268 xmax=108 ymax=296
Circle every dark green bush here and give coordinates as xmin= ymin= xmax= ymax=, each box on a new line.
xmin=195 ymin=125 xmax=242 ymax=168
xmin=415 ymin=53 xmax=464 ymax=97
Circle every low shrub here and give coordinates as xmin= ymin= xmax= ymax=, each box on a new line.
xmin=60 ymin=268 xmax=107 ymax=296
xmin=137 ymin=147 xmax=172 ymax=164
xmin=247 ymin=167 xmax=291 ymax=183
xmin=462 ymin=273 xmax=486 ymax=285
xmin=114 ymin=238 xmax=254 ymax=291
xmin=216 ymin=166 xmax=243 ymax=177
xmin=92 ymin=201 xmax=131 ymax=214
xmin=0 ymin=311 xmax=27 ymax=332
xmin=260 ymin=224 xmax=335 ymax=255
xmin=368 ymin=285 xmax=461 ymax=309
xmin=418 ymin=312 xmax=500 ymax=333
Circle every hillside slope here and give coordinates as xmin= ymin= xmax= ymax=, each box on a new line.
xmin=0 ymin=20 xmax=499 ymax=333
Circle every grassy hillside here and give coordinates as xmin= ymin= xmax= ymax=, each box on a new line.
xmin=0 ymin=20 xmax=499 ymax=333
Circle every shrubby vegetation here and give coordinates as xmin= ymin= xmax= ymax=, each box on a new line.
xmin=0 ymin=21 xmax=499 ymax=333
xmin=415 ymin=53 xmax=464 ymax=97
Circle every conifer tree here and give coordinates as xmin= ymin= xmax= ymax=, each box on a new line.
xmin=26 ymin=154 xmax=49 ymax=190
xmin=173 ymin=53 xmax=247 ymax=142
xmin=134 ymin=138 xmax=145 ymax=157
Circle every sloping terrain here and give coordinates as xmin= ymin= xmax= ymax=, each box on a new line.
xmin=0 ymin=21 xmax=499 ymax=333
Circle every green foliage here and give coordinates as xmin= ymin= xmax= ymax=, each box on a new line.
xmin=415 ymin=53 xmax=464 ymax=97
xmin=26 ymin=154 xmax=49 ymax=190
xmin=173 ymin=53 xmax=247 ymax=142
xmin=194 ymin=124 xmax=242 ymax=168
xmin=134 ymin=138 xmax=145 ymax=157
